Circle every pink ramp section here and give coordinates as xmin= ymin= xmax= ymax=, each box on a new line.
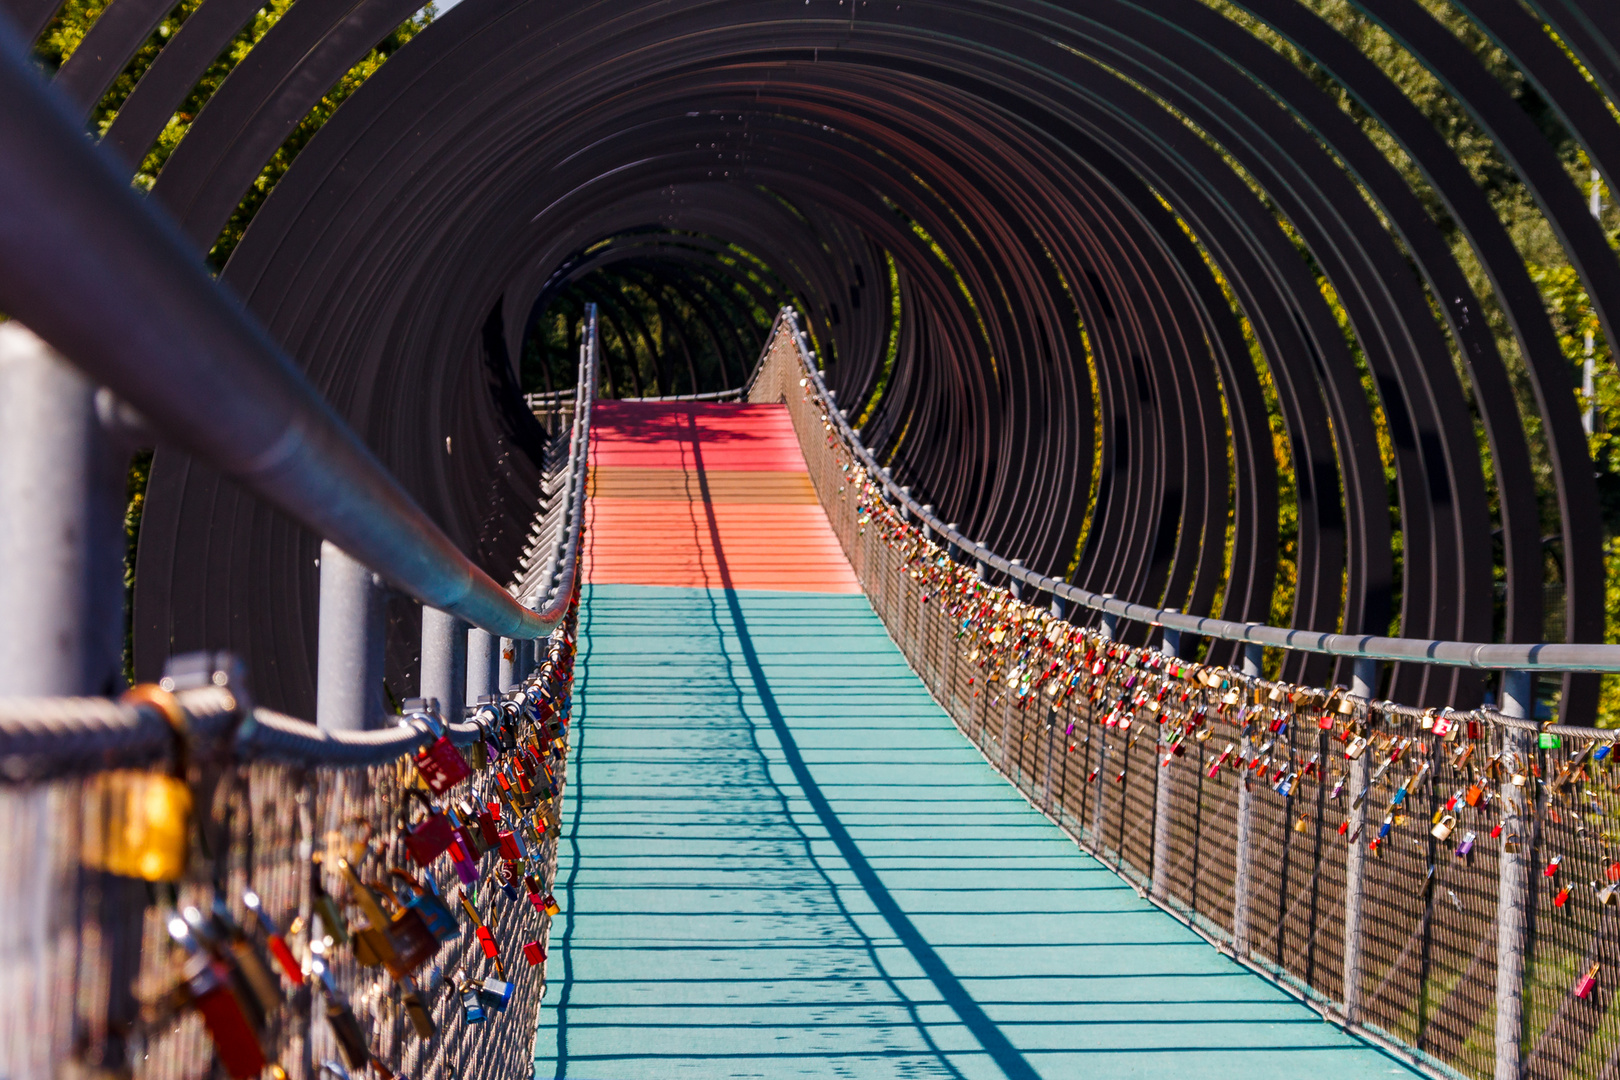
xmin=587 ymin=401 xmax=811 ymax=470
xmin=584 ymin=402 xmax=860 ymax=593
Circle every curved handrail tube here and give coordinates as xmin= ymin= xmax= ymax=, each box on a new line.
xmin=776 ymin=308 xmax=1620 ymax=674
xmin=0 ymin=28 xmax=590 ymax=641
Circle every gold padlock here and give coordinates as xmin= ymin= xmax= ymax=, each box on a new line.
xmin=81 ymin=685 xmax=192 ymax=882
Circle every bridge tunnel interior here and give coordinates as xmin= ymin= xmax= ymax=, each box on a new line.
xmin=17 ymin=0 xmax=1607 ymax=722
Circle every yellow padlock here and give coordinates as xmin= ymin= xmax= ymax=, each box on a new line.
xmin=81 ymin=685 xmax=191 ymax=881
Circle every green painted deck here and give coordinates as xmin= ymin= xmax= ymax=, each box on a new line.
xmin=534 ymin=583 xmax=1423 ymax=1079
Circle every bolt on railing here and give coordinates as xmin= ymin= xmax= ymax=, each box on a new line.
xmin=751 ymin=308 xmax=1620 ymax=1080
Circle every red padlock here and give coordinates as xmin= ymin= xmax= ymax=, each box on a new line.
xmin=498 ymin=830 xmax=524 ymax=861
xmin=523 ymin=941 xmax=546 ymax=966
xmin=402 ymin=702 xmax=471 ymax=793
xmin=402 ymin=790 xmax=456 ymax=867
xmin=477 ymin=924 xmax=500 ymax=959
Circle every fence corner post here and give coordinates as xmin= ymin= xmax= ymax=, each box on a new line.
xmin=1495 ymin=669 xmax=1534 ymax=1080
xmin=1151 ymin=620 xmax=1180 ymax=904
xmin=1343 ymin=656 xmax=1378 ymax=1025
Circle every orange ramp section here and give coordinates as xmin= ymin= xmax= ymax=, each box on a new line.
xmin=582 ymin=400 xmax=860 ymax=593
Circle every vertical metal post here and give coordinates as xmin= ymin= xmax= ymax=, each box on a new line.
xmin=419 ymin=606 xmax=466 ymax=714
xmin=315 ymin=541 xmax=385 ymax=730
xmin=499 ymin=636 xmax=518 ymax=691
xmin=1233 ymin=771 xmax=1254 ymax=956
xmin=1050 ymin=593 xmax=1066 ymax=620
xmin=1242 ymin=641 xmax=1263 ymax=678
xmin=1496 ymin=669 xmax=1534 ymax=1080
xmin=467 ymin=627 xmax=497 ymax=706
xmin=1343 ymin=656 xmax=1378 ymax=1024
xmin=1151 ymin=620 xmax=1181 ymax=902
xmin=0 ymin=323 xmax=132 ymax=1080
xmin=0 ymin=324 xmax=125 ymax=696
xmin=1009 ymin=559 xmax=1023 ymax=602
xmin=1099 ymin=595 xmax=1118 ymax=641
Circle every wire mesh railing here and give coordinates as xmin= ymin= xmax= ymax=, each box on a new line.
xmin=0 ymin=615 xmax=576 ymax=1080
xmin=750 ymin=311 xmax=1620 ymax=1080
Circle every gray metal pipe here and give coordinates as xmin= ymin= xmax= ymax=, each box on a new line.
xmin=0 ymin=35 xmax=581 ymax=641
xmin=1151 ymin=617 xmax=1180 ymax=903
xmin=466 ymin=628 xmax=497 ymax=706
xmin=420 ymin=607 xmax=466 ymax=716
xmin=0 ymin=324 xmax=124 ymax=696
xmin=1495 ymin=669 xmax=1534 ymax=1080
xmin=315 ymin=541 xmax=385 ymax=730
xmin=1342 ymin=657 xmax=1378 ymax=1025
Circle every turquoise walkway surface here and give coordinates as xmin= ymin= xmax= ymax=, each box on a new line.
xmin=536 ymin=583 xmax=1422 ymax=1079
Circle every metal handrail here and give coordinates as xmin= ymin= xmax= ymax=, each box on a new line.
xmin=0 ymin=32 xmax=590 ymax=641
xmin=774 ymin=307 xmax=1620 ymax=673
xmin=521 ymin=314 xmax=596 ymax=618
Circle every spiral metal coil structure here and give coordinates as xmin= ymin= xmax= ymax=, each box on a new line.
xmin=4 ymin=0 xmax=1617 ymax=721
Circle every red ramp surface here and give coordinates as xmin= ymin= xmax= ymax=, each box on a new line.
xmin=582 ymin=401 xmax=860 ymax=593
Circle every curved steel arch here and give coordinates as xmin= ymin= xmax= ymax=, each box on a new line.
xmin=101 ymin=0 xmax=1612 ymax=721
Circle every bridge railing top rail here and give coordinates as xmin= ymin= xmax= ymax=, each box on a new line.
xmin=1 ymin=39 xmax=593 ymax=640
xmin=770 ymin=307 xmax=1620 ymax=674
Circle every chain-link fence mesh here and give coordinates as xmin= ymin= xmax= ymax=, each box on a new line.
xmin=0 ymin=618 xmax=577 ymax=1080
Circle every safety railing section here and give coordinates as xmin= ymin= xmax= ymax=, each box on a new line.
xmin=750 ymin=312 xmax=1620 ymax=1080
xmin=0 ymin=616 xmax=576 ymax=1080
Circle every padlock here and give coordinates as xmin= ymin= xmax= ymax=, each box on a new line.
xmin=1576 ymin=962 xmax=1601 ymax=999
xmin=1504 ymin=831 xmax=1522 ymax=853
xmin=523 ymin=941 xmax=546 ymax=966
xmin=390 ymin=868 xmax=460 ymax=942
xmin=167 ymin=916 xmax=268 ymax=1080
xmin=451 ymin=801 xmax=489 ymax=857
xmin=1546 ymin=855 xmax=1563 ymax=878
xmin=242 ymin=889 xmax=304 ymax=986
xmin=312 ymin=866 xmax=350 ymax=946
xmin=401 ymin=978 xmax=437 ymax=1039
xmin=542 ymin=892 xmax=561 ymax=916
xmin=401 ymin=698 xmax=472 ymax=793
xmin=401 ymin=790 xmax=456 ymax=867
xmin=311 ymin=956 xmax=370 ymax=1069
xmin=1432 ymin=814 xmax=1456 ymax=841
xmin=477 ymin=977 xmax=514 ymax=1013
xmin=1345 ymin=736 xmax=1368 ymax=761
xmin=447 ymin=838 xmax=480 ymax=886
xmin=477 ymin=924 xmax=501 ymax=959
xmin=460 ymin=983 xmax=487 ymax=1024
xmin=198 ymin=901 xmax=283 ymax=1019
xmin=1293 ymin=814 xmax=1310 ymax=834
xmin=498 ymin=829 xmax=524 ymax=861
xmin=1455 ymin=832 xmax=1476 ymax=858
xmin=478 ymin=801 xmax=503 ymax=848
xmin=1554 ymin=885 xmax=1572 ymax=908
xmin=1465 ymin=783 xmax=1483 ymax=807
xmin=1596 ymin=882 xmax=1617 ymax=906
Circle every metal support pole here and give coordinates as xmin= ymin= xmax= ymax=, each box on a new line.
xmin=1051 ymin=594 xmax=1067 ymax=620
xmin=499 ymin=636 xmax=518 ymax=691
xmin=420 ymin=606 xmax=466 ymax=714
xmin=1233 ymin=772 xmax=1254 ymax=956
xmin=0 ymin=324 xmax=125 ymax=696
xmin=1009 ymin=559 xmax=1023 ymax=602
xmin=467 ymin=627 xmax=497 ymax=706
xmin=1343 ymin=656 xmax=1378 ymax=1024
xmin=1151 ymin=620 xmax=1181 ymax=902
xmin=1242 ymin=642 xmax=1264 ymax=678
xmin=1496 ymin=669 xmax=1534 ymax=1080
xmin=315 ymin=541 xmax=385 ymax=730
xmin=1099 ymin=595 xmax=1118 ymax=641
